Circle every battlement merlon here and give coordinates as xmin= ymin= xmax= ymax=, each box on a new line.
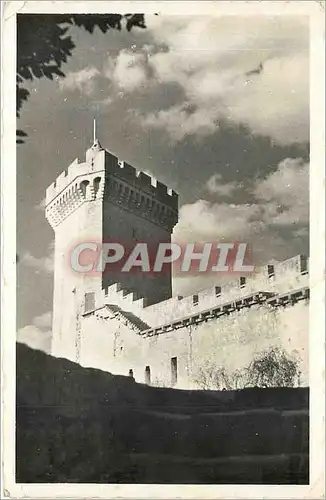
xmin=45 ymin=144 xmax=178 ymax=211
xmin=45 ymin=153 xmax=106 ymax=207
xmin=104 ymin=153 xmax=178 ymax=210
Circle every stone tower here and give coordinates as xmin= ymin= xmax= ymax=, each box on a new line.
xmin=45 ymin=136 xmax=178 ymax=360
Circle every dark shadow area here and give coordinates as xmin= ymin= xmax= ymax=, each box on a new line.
xmin=16 ymin=343 xmax=309 ymax=484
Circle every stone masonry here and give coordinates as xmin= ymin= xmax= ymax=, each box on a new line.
xmin=46 ymin=138 xmax=309 ymax=389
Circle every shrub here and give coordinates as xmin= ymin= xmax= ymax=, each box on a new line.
xmin=193 ymin=363 xmax=235 ymax=390
xmin=193 ymin=347 xmax=301 ymax=390
xmin=246 ymin=346 xmax=301 ymax=388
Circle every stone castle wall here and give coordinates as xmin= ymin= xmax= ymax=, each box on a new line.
xmin=46 ymin=142 xmax=180 ymax=358
xmin=89 ymin=254 xmax=308 ymax=326
xmin=46 ymin=147 xmax=177 ymax=213
xmin=79 ymin=295 xmax=308 ymax=390
xmin=78 ymin=255 xmax=309 ymax=389
xmin=46 ymin=141 xmax=309 ymax=390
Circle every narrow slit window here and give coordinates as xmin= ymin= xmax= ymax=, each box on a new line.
xmin=215 ymin=286 xmax=221 ymax=298
xmin=193 ymin=294 xmax=199 ymax=306
xmin=300 ymin=255 xmax=308 ymax=274
xmin=145 ymin=366 xmax=151 ymax=385
xmin=93 ymin=177 xmax=101 ymax=197
xmin=84 ymin=292 xmax=95 ymax=313
xmin=240 ymin=277 xmax=246 ymax=289
xmin=267 ymin=264 xmax=275 ymax=279
xmin=171 ymin=357 xmax=178 ymax=386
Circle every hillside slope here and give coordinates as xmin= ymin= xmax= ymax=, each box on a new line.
xmin=16 ymin=343 xmax=309 ymax=484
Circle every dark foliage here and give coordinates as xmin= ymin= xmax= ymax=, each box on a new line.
xmin=16 ymin=14 xmax=146 ymax=142
xmin=195 ymin=347 xmax=302 ymax=390
xmin=247 ymin=346 xmax=301 ymax=388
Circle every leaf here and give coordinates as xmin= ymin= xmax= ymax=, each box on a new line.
xmin=16 ymin=13 xmax=147 ymax=118
xmin=17 ymin=129 xmax=28 ymax=137
xmin=31 ymin=64 xmax=43 ymax=78
xmin=16 ymin=129 xmax=28 ymax=144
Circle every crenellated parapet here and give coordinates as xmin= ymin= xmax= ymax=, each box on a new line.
xmin=45 ymin=171 xmax=105 ymax=228
xmin=80 ymin=254 xmax=310 ymax=332
xmin=45 ymin=141 xmax=178 ymax=230
xmin=81 ymin=282 xmax=149 ymax=323
xmin=102 ymin=152 xmax=178 ymax=231
xmin=139 ymin=286 xmax=309 ymax=338
xmin=102 ymin=282 xmax=148 ymax=309
xmin=45 ymin=148 xmax=106 ymax=205
xmin=104 ymin=155 xmax=178 ymax=210
xmin=103 ymin=175 xmax=178 ymax=231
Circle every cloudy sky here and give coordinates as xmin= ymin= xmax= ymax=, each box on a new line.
xmin=17 ymin=14 xmax=309 ymax=352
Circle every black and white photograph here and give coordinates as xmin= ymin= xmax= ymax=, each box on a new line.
xmin=1 ymin=1 xmax=325 ymax=497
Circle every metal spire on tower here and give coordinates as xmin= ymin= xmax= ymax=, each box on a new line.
xmin=93 ymin=118 xmax=96 ymax=143
xmin=87 ymin=118 xmax=103 ymax=158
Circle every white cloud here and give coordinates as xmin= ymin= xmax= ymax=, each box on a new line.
xmin=254 ymin=157 xmax=309 ymax=225
xmin=140 ymin=16 xmax=309 ymax=144
xmin=105 ymin=50 xmax=148 ymax=92
xmin=224 ymin=54 xmax=309 ymax=145
xmin=33 ymin=311 xmax=52 ymax=328
xmin=174 ymin=199 xmax=263 ymax=243
xmin=21 ymin=252 xmax=54 ymax=273
xmin=59 ymin=66 xmax=100 ymax=95
xmin=206 ymin=173 xmax=240 ymax=197
xmin=173 ymin=157 xmax=309 ymax=275
xmin=17 ymin=311 xmax=52 ymax=353
xmin=34 ymin=197 xmax=46 ymax=211
xmin=56 ymin=17 xmax=308 ymax=144
xmin=143 ymin=103 xmax=219 ymax=141
xmin=17 ymin=326 xmax=52 ymax=353
xmin=20 ymin=241 xmax=54 ymax=274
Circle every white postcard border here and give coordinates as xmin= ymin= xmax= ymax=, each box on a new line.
xmin=1 ymin=1 xmax=325 ymax=498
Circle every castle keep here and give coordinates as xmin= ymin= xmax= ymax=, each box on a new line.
xmin=46 ymin=138 xmax=309 ymax=389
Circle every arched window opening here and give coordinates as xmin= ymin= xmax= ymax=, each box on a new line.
xmin=240 ymin=276 xmax=246 ymax=289
xmin=80 ymin=180 xmax=89 ymax=198
xmin=93 ymin=177 xmax=101 ymax=197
